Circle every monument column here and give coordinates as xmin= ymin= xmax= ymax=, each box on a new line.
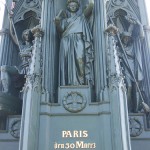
xmin=0 ymin=29 xmax=11 ymax=66
xmin=40 ymin=0 xmax=58 ymax=103
xmin=106 ymin=24 xmax=131 ymax=150
xmin=0 ymin=29 xmax=20 ymax=91
xmin=19 ymin=26 xmax=43 ymax=150
xmin=142 ymin=26 xmax=150 ymax=105
xmin=137 ymin=0 xmax=149 ymax=25
xmin=0 ymin=0 xmax=19 ymax=67
xmin=0 ymin=29 xmax=19 ymax=66
xmin=94 ymin=0 xmax=108 ymax=101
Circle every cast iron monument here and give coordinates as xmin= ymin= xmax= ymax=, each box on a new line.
xmin=0 ymin=0 xmax=150 ymax=150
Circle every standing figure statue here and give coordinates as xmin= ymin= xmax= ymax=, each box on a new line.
xmin=54 ymin=0 xmax=94 ymax=86
xmin=119 ymin=16 xmax=144 ymax=112
xmin=20 ymin=29 xmax=34 ymax=74
xmin=120 ymin=32 xmax=136 ymax=112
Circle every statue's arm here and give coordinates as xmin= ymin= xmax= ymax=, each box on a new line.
xmin=83 ymin=3 xmax=94 ymax=18
xmin=54 ymin=10 xmax=65 ymax=34
xmin=54 ymin=17 xmax=63 ymax=33
xmin=9 ymin=19 xmax=18 ymax=45
xmin=125 ymin=15 xmax=144 ymax=38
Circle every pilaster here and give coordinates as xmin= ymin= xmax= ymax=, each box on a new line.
xmin=0 ymin=29 xmax=19 ymax=66
xmin=94 ymin=0 xmax=108 ymax=101
xmin=19 ymin=26 xmax=43 ymax=150
xmin=142 ymin=26 xmax=150 ymax=105
xmin=106 ymin=24 xmax=131 ymax=150
xmin=137 ymin=0 xmax=149 ymax=25
xmin=40 ymin=0 xmax=58 ymax=103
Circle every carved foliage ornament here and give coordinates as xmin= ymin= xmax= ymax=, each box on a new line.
xmin=63 ymin=91 xmax=87 ymax=113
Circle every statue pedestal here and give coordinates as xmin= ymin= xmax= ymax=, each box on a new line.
xmin=39 ymin=98 xmax=111 ymax=150
xmin=0 ymin=92 xmax=22 ymax=115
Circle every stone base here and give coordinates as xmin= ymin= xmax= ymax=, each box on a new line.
xmin=129 ymin=113 xmax=150 ymax=150
xmin=0 ymin=92 xmax=22 ymax=116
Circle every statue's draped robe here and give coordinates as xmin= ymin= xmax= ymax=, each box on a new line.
xmin=122 ymin=38 xmax=143 ymax=86
xmin=121 ymin=44 xmax=135 ymax=86
xmin=116 ymin=17 xmax=143 ymax=84
xmin=59 ymin=14 xmax=94 ymax=86
xmin=133 ymin=37 xmax=143 ymax=82
xmin=121 ymin=35 xmax=143 ymax=112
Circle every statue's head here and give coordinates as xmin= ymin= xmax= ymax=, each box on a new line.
xmin=121 ymin=32 xmax=132 ymax=45
xmin=22 ymin=29 xmax=30 ymax=42
xmin=67 ymin=0 xmax=80 ymax=12
xmin=22 ymin=29 xmax=33 ymax=43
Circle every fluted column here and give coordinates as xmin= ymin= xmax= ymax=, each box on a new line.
xmin=0 ymin=29 xmax=20 ymax=92
xmin=137 ymin=0 xmax=149 ymax=25
xmin=106 ymin=25 xmax=131 ymax=150
xmin=19 ymin=26 xmax=43 ymax=150
xmin=94 ymin=0 xmax=108 ymax=101
xmin=142 ymin=26 xmax=150 ymax=105
xmin=0 ymin=29 xmax=9 ymax=65
xmin=0 ymin=0 xmax=19 ymax=67
xmin=41 ymin=0 xmax=58 ymax=103
xmin=0 ymin=29 xmax=19 ymax=66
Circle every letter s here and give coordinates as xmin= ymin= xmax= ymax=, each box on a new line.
xmin=83 ymin=130 xmax=88 ymax=137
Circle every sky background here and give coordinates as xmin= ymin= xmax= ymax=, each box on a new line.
xmin=0 ymin=0 xmax=150 ymax=29
xmin=145 ymin=0 xmax=150 ymax=24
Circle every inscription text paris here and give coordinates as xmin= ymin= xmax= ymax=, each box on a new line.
xmin=54 ymin=130 xmax=96 ymax=149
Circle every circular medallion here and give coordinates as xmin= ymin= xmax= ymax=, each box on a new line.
xmin=112 ymin=0 xmax=125 ymax=6
xmin=63 ymin=91 xmax=87 ymax=113
xmin=10 ymin=119 xmax=21 ymax=139
xmin=129 ymin=117 xmax=143 ymax=137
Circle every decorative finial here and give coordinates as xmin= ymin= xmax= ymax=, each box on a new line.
xmin=105 ymin=24 xmax=118 ymax=36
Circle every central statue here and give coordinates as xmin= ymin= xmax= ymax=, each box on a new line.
xmin=54 ymin=0 xmax=94 ymax=86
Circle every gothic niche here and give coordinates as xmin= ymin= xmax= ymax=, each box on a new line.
xmin=53 ymin=0 xmax=95 ymax=104
xmin=0 ymin=10 xmax=39 ymax=117
xmin=11 ymin=10 xmax=40 ymax=76
xmin=109 ymin=9 xmax=145 ymax=113
xmin=14 ymin=11 xmax=39 ymax=40
xmin=54 ymin=0 xmax=94 ymax=87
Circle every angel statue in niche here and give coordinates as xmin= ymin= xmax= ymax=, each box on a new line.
xmin=54 ymin=0 xmax=94 ymax=86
